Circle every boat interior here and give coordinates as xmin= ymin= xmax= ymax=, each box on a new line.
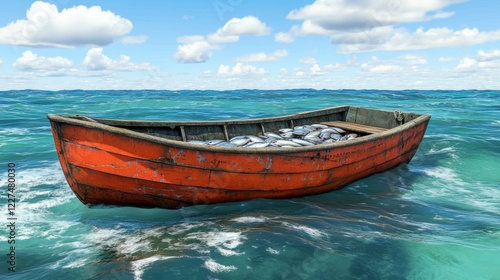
xmin=65 ymin=106 xmax=423 ymax=142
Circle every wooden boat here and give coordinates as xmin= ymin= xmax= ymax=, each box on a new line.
xmin=47 ymin=106 xmax=430 ymax=209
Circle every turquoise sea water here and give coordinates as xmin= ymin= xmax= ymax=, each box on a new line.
xmin=0 ymin=89 xmax=499 ymax=280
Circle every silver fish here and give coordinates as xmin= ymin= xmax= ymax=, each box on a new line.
xmin=247 ymin=135 xmax=265 ymax=143
xmin=275 ymin=140 xmax=302 ymax=147
xmin=230 ymin=137 xmax=250 ymax=146
xmin=304 ymin=131 xmax=321 ymax=138
xmin=264 ymin=132 xmax=284 ymax=139
xmin=216 ymin=141 xmax=237 ymax=147
xmin=245 ymin=142 xmax=270 ymax=148
xmin=264 ymin=137 xmax=278 ymax=143
xmin=280 ymin=132 xmax=294 ymax=139
xmin=346 ymin=133 xmax=358 ymax=140
xmin=331 ymin=127 xmax=346 ymax=134
xmin=330 ymin=134 xmax=342 ymax=141
xmin=302 ymin=125 xmax=316 ymax=131
xmin=206 ymin=139 xmax=225 ymax=145
xmin=311 ymin=124 xmax=329 ymax=129
xmin=279 ymin=128 xmax=293 ymax=133
xmin=305 ymin=137 xmax=322 ymax=144
xmin=292 ymin=128 xmax=309 ymax=136
xmin=320 ymin=128 xmax=341 ymax=134
xmin=319 ymin=131 xmax=331 ymax=140
xmin=230 ymin=135 xmax=248 ymax=141
xmin=322 ymin=138 xmax=336 ymax=144
xmin=291 ymin=139 xmax=315 ymax=146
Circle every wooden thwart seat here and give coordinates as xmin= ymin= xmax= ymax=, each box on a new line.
xmin=321 ymin=121 xmax=388 ymax=134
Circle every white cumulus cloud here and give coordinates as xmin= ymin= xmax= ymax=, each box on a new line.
xmin=0 ymin=1 xmax=132 ymax=48
xmin=13 ymin=50 xmax=74 ymax=71
xmin=217 ymin=63 xmax=266 ymax=76
xmin=278 ymin=0 xmax=500 ymax=53
xmin=361 ymin=56 xmax=405 ymax=73
xmin=175 ymin=16 xmax=271 ymax=63
xmin=207 ymin=16 xmax=271 ymax=43
xmin=287 ymin=0 xmax=463 ymax=32
xmin=337 ymin=27 xmax=500 ymax=53
xmin=477 ymin=49 xmax=500 ymax=62
xmin=176 ymin=35 xmax=206 ymax=44
xmin=299 ymin=57 xmax=318 ymax=65
xmin=274 ymin=32 xmax=295 ymax=43
xmin=456 ymin=49 xmax=500 ymax=70
xmin=235 ymin=49 xmax=288 ymax=63
xmin=174 ymin=41 xmax=219 ymax=63
xmin=83 ymin=48 xmax=155 ymax=71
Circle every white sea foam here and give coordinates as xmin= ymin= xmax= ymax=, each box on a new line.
xmin=409 ymin=165 xmax=500 ymax=214
xmin=49 ymin=242 xmax=93 ymax=270
xmin=89 ymin=226 xmax=152 ymax=257
xmin=421 ymin=166 xmax=466 ymax=187
xmin=0 ymin=128 xmax=30 ymax=135
xmin=187 ymin=231 xmax=246 ymax=250
xmin=230 ymin=216 xmax=269 ymax=223
xmin=426 ymin=146 xmax=456 ymax=155
xmin=266 ymin=247 xmax=280 ymax=255
xmin=62 ymin=258 xmax=89 ymax=269
xmin=204 ymin=259 xmax=237 ymax=273
xmin=50 ymin=255 xmax=89 ymax=270
xmin=131 ymin=255 xmax=176 ymax=280
xmin=465 ymin=185 xmax=500 ymax=214
xmin=281 ymin=222 xmax=328 ymax=238
xmin=3 ymin=162 xmax=66 ymax=191
xmin=217 ymin=247 xmax=244 ymax=256
xmin=168 ymin=222 xmax=213 ymax=235
xmin=4 ymin=162 xmax=75 ymax=241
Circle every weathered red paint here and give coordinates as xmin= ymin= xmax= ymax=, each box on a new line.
xmin=48 ymin=107 xmax=430 ymax=209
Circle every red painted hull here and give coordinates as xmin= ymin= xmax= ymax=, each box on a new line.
xmin=48 ymin=106 xmax=430 ymax=209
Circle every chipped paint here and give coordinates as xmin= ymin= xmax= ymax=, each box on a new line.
xmin=196 ymin=151 xmax=207 ymax=163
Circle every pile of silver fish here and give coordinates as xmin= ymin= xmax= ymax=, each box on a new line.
xmin=188 ymin=124 xmax=359 ymax=148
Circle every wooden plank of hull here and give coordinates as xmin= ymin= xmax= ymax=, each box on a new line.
xmin=49 ymin=114 xmax=428 ymax=208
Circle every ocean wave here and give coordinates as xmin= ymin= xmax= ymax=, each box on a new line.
xmin=2 ymin=162 xmax=75 ymax=242
xmin=168 ymin=221 xmax=214 ymax=235
xmin=204 ymin=258 xmax=237 ymax=273
xmin=426 ymin=146 xmax=456 ymax=155
xmin=281 ymin=222 xmax=328 ymax=239
xmin=186 ymin=231 xmax=246 ymax=251
xmin=408 ymin=166 xmax=500 ymax=214
xmin=420 ymin=166 xmax=466 ymax=187
xmin=230 ymin=216 xmax=269 ymax=223
xmin=89 ymin=226 xmax=154 ymax=257
xmin=131 ymin=255 xmax=177 ymax=280
xmin=0 ymin=128 xmax=30 ymax=135
xmin=266 ymin=247 xmax=280 ymax=255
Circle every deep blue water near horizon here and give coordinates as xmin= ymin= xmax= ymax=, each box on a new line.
xmin=1 ymin=89 xmax=499 ymax=280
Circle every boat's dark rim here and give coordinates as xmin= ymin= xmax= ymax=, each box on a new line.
xmin=47 ymin=106 xmax=431 ymax=154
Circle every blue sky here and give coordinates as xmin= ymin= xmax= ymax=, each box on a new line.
xmin=0 ymin=0 xmax=499 ymax=90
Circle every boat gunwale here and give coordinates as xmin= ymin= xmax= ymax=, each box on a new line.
xmin=47 ymin=106 xmax=431 ymax=155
